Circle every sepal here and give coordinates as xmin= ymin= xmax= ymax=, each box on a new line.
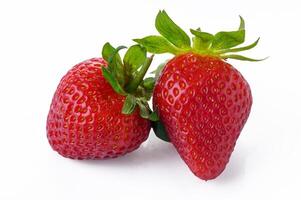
xmin=122 ymin=94 xmax=137 ymax=114
xmin=134 ymin=36 xmax=179 ymax=54
xmin=155 ymin=10 xmax=191 ymax=49
xmin=134 ymin=11 xmax=265 ymax=62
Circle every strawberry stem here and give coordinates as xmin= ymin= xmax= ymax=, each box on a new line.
xmin=125 ymin=55 xmax=154 ymax=93
xmin=102 ymin=43 xmax=156 ymax=119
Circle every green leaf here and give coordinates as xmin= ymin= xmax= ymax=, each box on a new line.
xmin=155 ymin=10 xmax=191 ymax=49
xmin=102 ymin=42 xmax=116 ymax=62
xmin=124 ymin=45 xmax=147 ymax=73
xmin=221 ymin=54 xmax=267 ymax=61
xmin=238 ymin=15 xmax=245 ymax=30
xmin=217 ymin=37 xmax=260 ymax=54
xmin=108 ymin=46 xmax=127 ymax=86
xmin=190 ymin=29 xmax=214 ymax=49
xmin=191 ymin=27 xmax=202 ymax=49
xmin=137 ymin=101 xmax=150 ymax=119
xmin=125 ymin=55 xmax=154 ymax=93
xmin=101 ymin=43 xmax=126 ymax=86
xmin=211 ymin=16 xmax=246 ymax=50
xmin=142 ymin=77 xmax=155 ymax=91
xmin=122 ymin=95 xmax=137 ymax=114
xmin=134 ymin=36 xmax=180 ymax=54
xmin=101 ymin=67 xmax=126 ymax=95
xmin=211 ymin=30 xmax=245 ymax=50
xmin=101 ymin=43 xmax=123 ymax=70
xmin=107 ymin=45 xmax=127 ymax=63
xmin=152 ymin=120 xmax=170 ymax=142
xmin=149 ymin=112 xmax=159 ymax=121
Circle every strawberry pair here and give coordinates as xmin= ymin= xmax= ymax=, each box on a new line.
xmin=47 ymin=10 xmax=264 ymax=180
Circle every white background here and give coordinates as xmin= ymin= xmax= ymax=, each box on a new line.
xmin=1 ymin=0 xmax=300 ymax=199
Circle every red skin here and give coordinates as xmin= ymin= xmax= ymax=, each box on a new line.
xmin=47 ymin=58 xmax=150 ymax=159
xmin=153 ymin=53 xmax=252 ymax=180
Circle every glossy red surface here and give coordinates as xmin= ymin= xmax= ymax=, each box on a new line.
xmin=153 ymin=53 xmax=252 ymax=180
xmin=47 ymin=58 xmax=150 ymax=159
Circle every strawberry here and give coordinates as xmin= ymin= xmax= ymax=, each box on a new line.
xmin=47 ymin=43 xmax=156 ymax=159
xmin=135 ymin=10 xmax=265 ymax=180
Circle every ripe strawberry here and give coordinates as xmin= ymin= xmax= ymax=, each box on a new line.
xmin=47 ymin=43 xmax=155 ymax=159
xmin=135 ymin=10 xmax=265 ymax=180
xmin=153 ymin=53 xmax=253 ymax=180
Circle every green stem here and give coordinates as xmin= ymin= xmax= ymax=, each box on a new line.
xmin=125 ymin=55 xmax=154 ymax=93
xmin=192 ymin=37 xmax=202 ymax=50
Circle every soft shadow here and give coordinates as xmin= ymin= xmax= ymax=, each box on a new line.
xmin=73 ymin=135 xmax=179 ymax=168
xmin=71 ymin=136 xmax=247 ymax=182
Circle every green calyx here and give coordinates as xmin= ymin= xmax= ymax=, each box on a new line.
xmin=101 ymin=42 xmax=157 ymax=120
xmin=134 ymin=10 xmax=266 ymax=61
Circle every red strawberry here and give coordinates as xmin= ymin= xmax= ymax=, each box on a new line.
xmin=153 ymin=53 xmax=252 ymax=180
xmin=47 ymin=43 xmax=155 ymax=159
xmin=135 ymin=10 xmax=265 ymax=180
